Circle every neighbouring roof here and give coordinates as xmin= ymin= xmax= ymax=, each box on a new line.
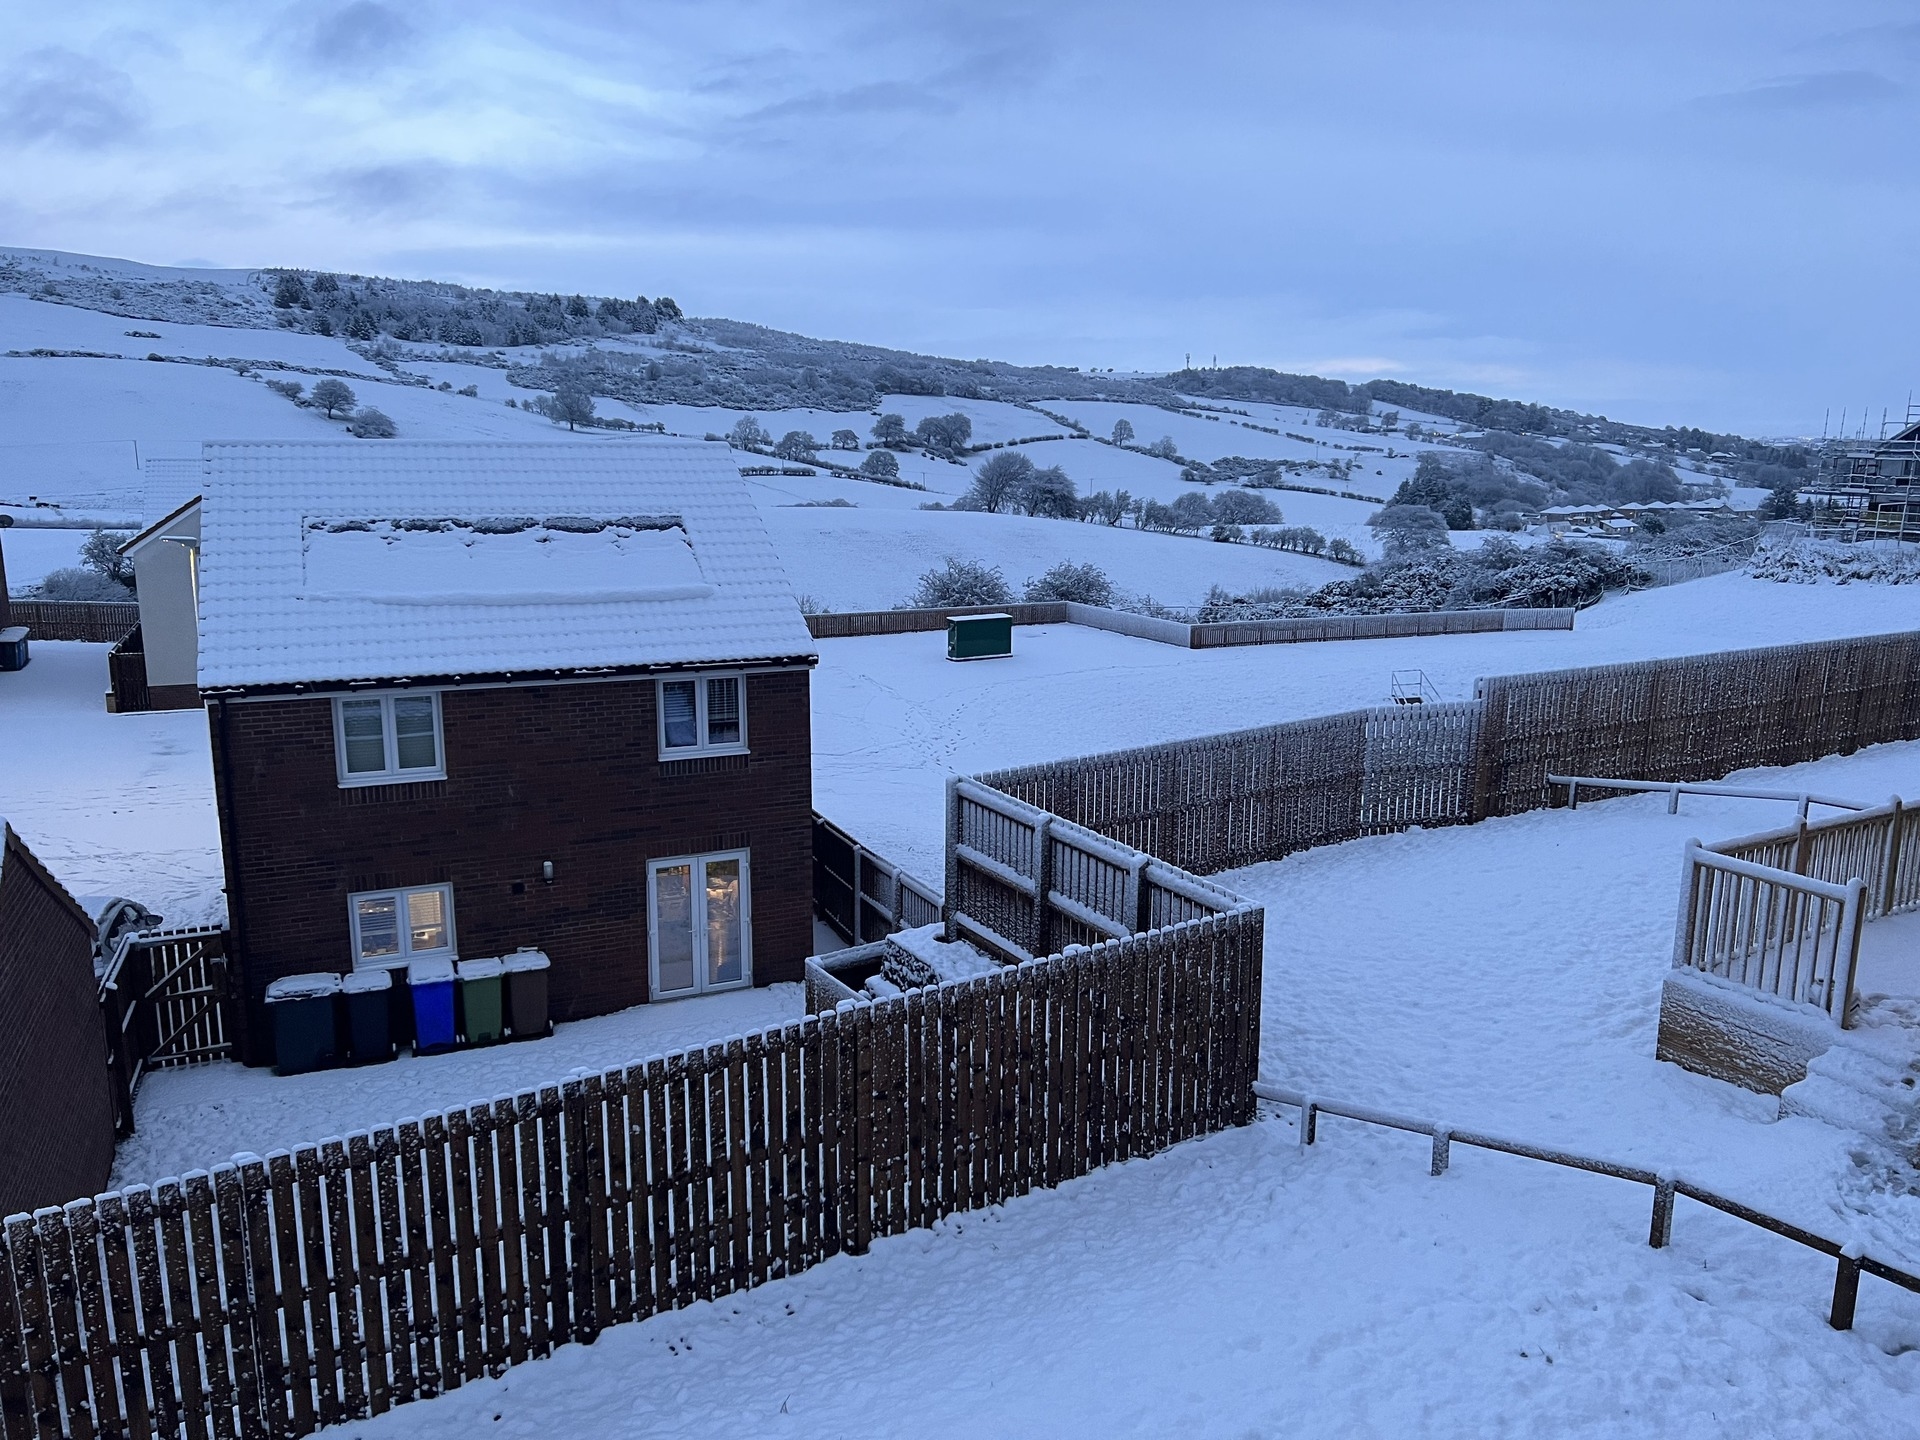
xmin=195 ymin=441 xmax=815 ymax=690
xmin=120 ymin=494 xmax=201 ymax=558
xmin=0 ymin=820 xmax=98 ymax=940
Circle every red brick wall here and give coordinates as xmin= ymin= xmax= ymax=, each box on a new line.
xmin=212 ymin=669 xmax=815 ymax=1064
xmin=0 ymin=826 xmax=116 ymax=1213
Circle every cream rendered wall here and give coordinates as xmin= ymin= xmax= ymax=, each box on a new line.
xmin=129 ymin=507 xmax=199 ymax=689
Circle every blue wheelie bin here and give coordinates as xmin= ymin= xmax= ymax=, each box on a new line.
xmin=407 ymin=957 xmax=458 ymax=1054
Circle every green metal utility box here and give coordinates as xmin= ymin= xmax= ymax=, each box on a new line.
xmin=947 ymin=612 xmax=1013 ymax=661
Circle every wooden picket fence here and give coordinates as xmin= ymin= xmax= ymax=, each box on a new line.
xmin=0 ymin=907 xmax=1261 ymax=1440
xmin=976 ymin=701 xmax=1486 ymax=876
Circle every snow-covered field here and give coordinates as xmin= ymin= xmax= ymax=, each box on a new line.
xmin=812 ymin=572 xmax=1920 ymax=880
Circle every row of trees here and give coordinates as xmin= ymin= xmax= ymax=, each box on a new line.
xmin=269 ymin=270 xmax=683 ymax=349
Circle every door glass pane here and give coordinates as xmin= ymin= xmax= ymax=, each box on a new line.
xmin=660 ymin=681 xmax=698 ymax=749
xmin=355 ymin=895 xmax=400 ymax=960
xmin=654 ymin=864 xmax=697 ymax=993
xmin=392 ymin=696 xmax=439 ymax=770
xmin=341 ymin=699 xmax=388 ymax=774
xmin=407 ymin=888 xmax=448 ymax=953
xmin=705 ymin=858 xmax=744 ymax=986
xmin=705 ymin=677 xmax=741 ymax=745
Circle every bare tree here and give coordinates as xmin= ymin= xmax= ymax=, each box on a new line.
xmin=310 ymin=378 xmax=356 ymax=418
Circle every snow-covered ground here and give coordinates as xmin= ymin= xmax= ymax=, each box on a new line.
xmin=760 ymin=504 xmax=1348 ymax=611
xmin=112 ymin=984 xmax=803 ymax=1187
xmin=335 ymin=1117 xmax=1920 ymax=1440
xmin=812 ymin=572 xmax=1920 ymax=880
xmin=331 ymin=739 xmax=1920 ymax=1439
xmin=10 ymin=578 xmax=1920 ymax=1433
xmin=0 ymin=641 xmax=223 ymax=926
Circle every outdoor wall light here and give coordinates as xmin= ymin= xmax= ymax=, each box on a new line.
xmin=541 ymin=860 xmax=555 ymax=884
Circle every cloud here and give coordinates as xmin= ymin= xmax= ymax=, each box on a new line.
xmin=299 ymin=2 xmax=420 ymax=74
xmin=0 ymin=47 xmax=147 ymax=148
xmin=320 ymin=162 xmax=456 ymax=218
xmin=1694 ymin=70 xmax=1903 ymax=114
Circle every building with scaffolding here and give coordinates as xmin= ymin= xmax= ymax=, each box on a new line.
xmin=1806 ymin=415 xmax=1920 ymax=542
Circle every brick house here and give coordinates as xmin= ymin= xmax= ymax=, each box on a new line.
xmin=194 ymin=441 xmax=818 ymax=1065
xmin=0 ymin=819 xmax=116 ymax=1212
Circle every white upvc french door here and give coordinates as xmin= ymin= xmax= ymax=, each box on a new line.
xmin=648 ymin=850 xmax=752 ymax=999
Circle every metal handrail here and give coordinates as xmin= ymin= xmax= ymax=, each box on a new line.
xmin=1251 ymin=1081 xmax=1919 ymax=1331
xmin=1548 ymin=773 xmax=1867 ymax=817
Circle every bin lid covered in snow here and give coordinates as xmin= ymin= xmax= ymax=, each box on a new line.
xmin=341 ymin=968 xmax=392 ymax=994
xmin=502 ymin=949 xmax=551 ymax=973
xmin=265 ymin=972 xmax=342 ymax=1002
xmin=457 ymin=957 xmax=505 ymax=981
xmin=406 ymin=957 xmax=457 ymax=985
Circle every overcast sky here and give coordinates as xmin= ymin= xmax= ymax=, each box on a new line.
xmin=2 ymin=2 xmax=1916 ymax=434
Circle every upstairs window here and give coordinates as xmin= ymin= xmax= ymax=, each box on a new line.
xmin=334 ymin=693 xmax=445 ymax=786
xmin=349 ymin=883 xmax=456 ymax=969
xmin=658 ymin=674 xmax=747 ymax=757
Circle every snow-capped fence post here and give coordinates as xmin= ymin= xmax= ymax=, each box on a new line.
xmin=1648 ymin=1175 xmax=1676 ymax=1249
xmin=1030 ymin=816 xmax=1054 ymax=958
xmin=1429 ymin=1128 xmax=1451 ymax=1177
xmin=1830 ymin=1245 xmax=1865 ymax=1331
xmin=1880 ymin=797 xmax=1905 ymax=916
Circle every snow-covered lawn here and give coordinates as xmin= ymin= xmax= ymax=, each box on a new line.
xmin=813 ymin=573 xmax=1920 ymax=881
xmin=0 ymin=641 xmax=223 ymax=926
xmin=760 ymin=504 xmax=1349 ymax=611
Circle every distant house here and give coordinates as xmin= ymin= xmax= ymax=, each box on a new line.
xmin=0 ymin=819 xmax=116 ymax=1213
xmin=194 ymin=441 xmax=819 ymax=1065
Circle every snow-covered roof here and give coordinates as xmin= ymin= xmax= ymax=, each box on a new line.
xmin=196 ymin=440 xmax=814 ymax=690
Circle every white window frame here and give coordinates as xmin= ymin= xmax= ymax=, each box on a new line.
xmin=655 ymin=672 xmax=749 ymax=759
xmin=347 ymin=882 xmax=457 ymax=971
xmin=332 ymin=691 xmax=447 ymax=787
xmin=647 ymin=850 xmax=752 ymax=999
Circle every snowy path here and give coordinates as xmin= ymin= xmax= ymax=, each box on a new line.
xmin=340 ymin=1118 xmax=1920 ymax=1440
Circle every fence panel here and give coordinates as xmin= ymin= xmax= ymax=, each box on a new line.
xmin=1477 ymin=631 xmax=1920 ymax=817
xmin=5 ymin=602 xmax=140 ymax=645
xmin=811 ymin=815 xmax=941 ymax=948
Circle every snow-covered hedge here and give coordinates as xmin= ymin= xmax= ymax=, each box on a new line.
xmin=1748 ymin=536 xmax=1920 ymax=585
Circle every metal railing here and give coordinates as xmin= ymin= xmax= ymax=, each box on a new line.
xmin=1549 ymin=773 xmax=1867 ymax=817
xmin=1673 ymin=844 xmax=1866 ymax=1024
xmin=1252 ymin=1081 xmax=1920 ymax=1332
